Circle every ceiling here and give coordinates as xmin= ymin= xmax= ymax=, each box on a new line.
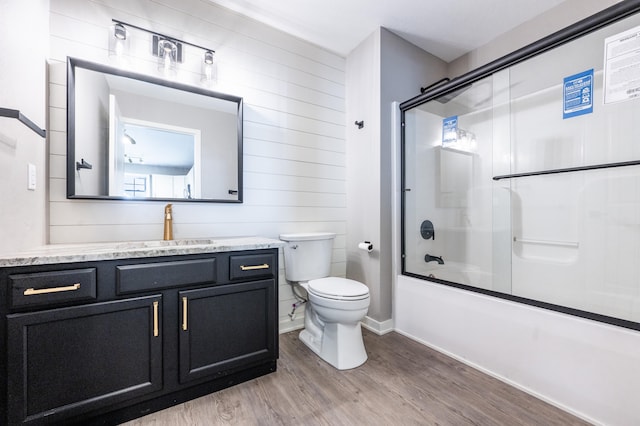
xmin=208 ymin=0 xmax=567 ymax=62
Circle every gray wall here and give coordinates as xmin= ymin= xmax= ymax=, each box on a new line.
xmin=74 ymin=70 xmax=109 ymax=196
xmin=449 ymin=0 xmax=623 ymax=77
xmin=113 ymin=90 xmax=238 ymax=200
xmin=346 ymin=28 xmax=447 ymax=326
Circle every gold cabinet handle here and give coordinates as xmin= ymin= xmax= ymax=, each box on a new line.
xmin=182 ymin=297 xmax=188 ymax=331
xmin=23 ymin=283 xmax=81 ymax=296
xmin=153 ymin=301 xmax=159 ymax=337
xmin=240 ymin=263 xmax=269 ymax=271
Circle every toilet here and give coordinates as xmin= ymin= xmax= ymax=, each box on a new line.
xmin=280 ymin=232 xmax=370 ymax=370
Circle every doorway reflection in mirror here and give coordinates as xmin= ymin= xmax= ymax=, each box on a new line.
xmin=110 ymin=121 xmax=201 ymax=199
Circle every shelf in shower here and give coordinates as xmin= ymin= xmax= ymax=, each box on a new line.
xmin=513 ymin=237 xmax=579 ymax=263
xmin=492 ymin=159 xmax=640 ymax=181
xmin=513 ymin=237 xmax=579 ymax=248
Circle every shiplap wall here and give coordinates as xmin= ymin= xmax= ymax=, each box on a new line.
xmin=48 ymin=0 xmax=347 ymax=332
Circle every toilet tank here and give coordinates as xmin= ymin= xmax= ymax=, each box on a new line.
xmin=279 ymin=232 xmax=335 ymax=282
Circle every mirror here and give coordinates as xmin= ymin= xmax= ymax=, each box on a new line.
xmin=67 ymin=57 xmax=243 ymax=202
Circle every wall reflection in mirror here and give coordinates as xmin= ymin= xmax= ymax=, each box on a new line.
xmin=67 ymin=57 xmax=243 ymax=202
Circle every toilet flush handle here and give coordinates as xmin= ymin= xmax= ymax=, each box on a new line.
xmin=290 ymin=244 xmax=298 ymax=249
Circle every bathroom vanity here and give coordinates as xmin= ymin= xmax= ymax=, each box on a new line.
xmin=0 ymin=237 xmax=282 ymax=425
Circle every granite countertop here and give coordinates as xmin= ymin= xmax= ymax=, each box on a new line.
xmin=0 ymin=237 xmax=284 ymax=267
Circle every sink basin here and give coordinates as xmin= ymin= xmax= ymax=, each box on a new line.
xmin=113 ymin=239 xmax=219 ymax=250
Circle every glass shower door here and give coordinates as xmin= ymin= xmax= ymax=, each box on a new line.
xmin=402 ymin=74 xmax=510 ymax=293
xmin=401 ymin=7 xmax=640 ymax=328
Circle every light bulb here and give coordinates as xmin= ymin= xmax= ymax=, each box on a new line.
xmin=157 ymin=39 xmax=177 ymax=76
xmin=109 ymin=23 xmax=129 ymax=57
xmin=201 ymin=50 xmax=217 ymax=84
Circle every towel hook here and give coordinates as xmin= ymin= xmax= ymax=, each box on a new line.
xmin=76 ymin=158 xmax=93 ymax=170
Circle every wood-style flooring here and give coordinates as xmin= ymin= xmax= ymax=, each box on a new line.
xmin=122 ymin=330 xmax=589 ymax=425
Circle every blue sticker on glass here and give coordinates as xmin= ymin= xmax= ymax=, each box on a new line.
xmin=442 ymin=115 xmax=458 ymax=147
xmin=563 ymin=69 xmax=594 ymax=119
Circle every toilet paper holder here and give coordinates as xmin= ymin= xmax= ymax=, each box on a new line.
xmin=358 ymin=241 xmax=373 ymax=252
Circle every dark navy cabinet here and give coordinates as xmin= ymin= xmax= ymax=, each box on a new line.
xmin=0 ymin=249 xmax=279 ymax=425
xmin=179 ymin=279 xmax=277 ymax=383
xmin=6 ymin=296 xmax=163 ymax=424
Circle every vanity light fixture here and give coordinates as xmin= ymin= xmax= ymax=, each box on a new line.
xmin=110 ymin=19 xmax=216 ymax=83
xmin=114 ymin=23 xmax=127 ymax=40
xmin=201 ymin=50 xmax=216 ymax=84
xmin=156 ymin=37 xmax=180 ymax=75
xmin=204 ymin=50 xmax=214 ymax=65
xmin=109 ymin=22 xmax=130 ymax=57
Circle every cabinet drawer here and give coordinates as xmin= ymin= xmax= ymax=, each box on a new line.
xmin=117 ymin=258 xmax=216 ymax=294
xmin=229 ymin=253 xmax=276 ymax=280
xmin=10 ymin=268 xmax=97 ymax=308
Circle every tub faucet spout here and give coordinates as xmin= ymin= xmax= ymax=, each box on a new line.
xmin=425 ymin=254 xmax=444 ymax=264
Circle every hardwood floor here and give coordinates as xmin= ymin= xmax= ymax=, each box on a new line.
xmin=122 ymin=330 xmax=589 ymax=425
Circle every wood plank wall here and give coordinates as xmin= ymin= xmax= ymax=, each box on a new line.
xmin=48 ymin=0 xmax=347 ymax=332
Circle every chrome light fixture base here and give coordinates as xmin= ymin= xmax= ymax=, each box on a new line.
xmin=152 ymin=34 xmax=184 ymax=63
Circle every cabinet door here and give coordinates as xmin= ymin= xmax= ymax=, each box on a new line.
xmin=179 ymin=280 xmax=277 ymax=383
xmin=6 ymin=295 xmax=162 ymax=425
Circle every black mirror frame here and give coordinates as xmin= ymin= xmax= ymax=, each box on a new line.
xmin=66 ymin=57 xmax=243 ymax=203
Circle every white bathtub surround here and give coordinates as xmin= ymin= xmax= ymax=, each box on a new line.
xmin=394 ymin=275 xmax=640 ymax=425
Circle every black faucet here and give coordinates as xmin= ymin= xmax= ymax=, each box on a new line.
xmin=424 ymin=254 xmax=444 ymax=265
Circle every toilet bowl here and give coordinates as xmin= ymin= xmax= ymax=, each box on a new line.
xmin=299 ymin=277 xmax=370 ymax=369
xmin=280 ymin=233 xmax=370 ymax=370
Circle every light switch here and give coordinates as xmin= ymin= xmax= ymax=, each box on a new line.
xmin=28 ymin=163 xmax=36 ymax=190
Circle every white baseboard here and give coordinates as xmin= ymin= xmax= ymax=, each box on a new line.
xmin=279 ymin=316 xmax=394 ymax=336
xmin=361 ymin=316 xmax=394 ymax=335
xmin=279 ymin=317 xmax=304 ymax=334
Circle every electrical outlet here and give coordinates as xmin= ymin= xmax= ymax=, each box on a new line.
xmin=28 ymin=163 xmax=36 ymax=190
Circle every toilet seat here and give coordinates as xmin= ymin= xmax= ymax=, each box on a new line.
xmin=308 ymin=277 xmax=369 ymax=301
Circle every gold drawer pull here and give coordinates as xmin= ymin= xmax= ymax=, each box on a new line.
xmin=240 ymin=263 xmax=269 ymax=271
xmin=182 ymin=297 xmax=188 ymax=331
xmin=153 ymin=301 xmax=159 ymax=337
xmin=24 ymin=283 xmax=81 ymax=296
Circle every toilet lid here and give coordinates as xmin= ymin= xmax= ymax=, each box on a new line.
xmin=308 ymin=277 xmax=369 ymax=300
